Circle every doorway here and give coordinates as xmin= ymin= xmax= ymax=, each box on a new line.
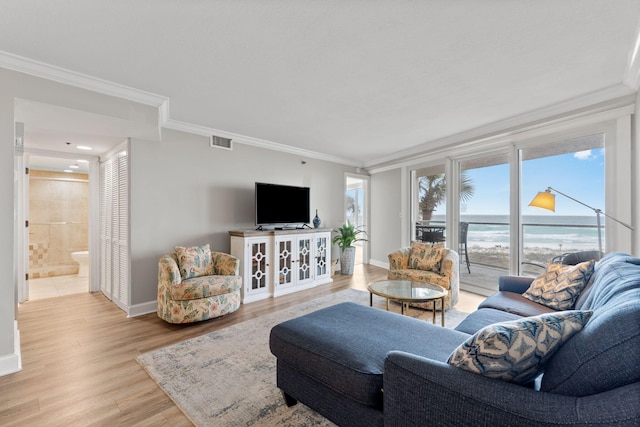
xmin=345 ymin=173 xmax=369 ymax=265
xmin=24 ymin=154 xmax=92 ymax=301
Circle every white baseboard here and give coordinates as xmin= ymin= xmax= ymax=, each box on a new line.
xmin=369 ymin=258 xmax=389 ymax=269
xmin=127 ymin=300 xmax=158 ymax=318
xmin=0 ymin=321 xmax=22 ymax=376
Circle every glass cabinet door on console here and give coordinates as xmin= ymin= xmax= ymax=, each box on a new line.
xmin=243 ymin=237 xmax=271 ymax=303
xmin=315 ymin=232 xmax=331 ymax=282
xmin=297 ymin=236 xmax=313 ymax=284
xmin=274 ymin=234 xmax=313 ymax=291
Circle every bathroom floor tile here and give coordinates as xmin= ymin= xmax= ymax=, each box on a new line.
xmin=29 ymin=274 xmax=88 ymax=300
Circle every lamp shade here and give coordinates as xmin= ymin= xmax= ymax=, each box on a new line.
xmin=529 ymin=191 xmax=556 ymax=211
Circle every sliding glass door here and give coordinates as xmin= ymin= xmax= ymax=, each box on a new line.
xmin=410 ymin=133 xmax=608 ymax=295
xmin=412 ymin=164 xmax=447 ymax=243
xmin=458 ymin=154 xmax=510 ymax=293
xmin=520 ymin=134 xmax=605 ymax=275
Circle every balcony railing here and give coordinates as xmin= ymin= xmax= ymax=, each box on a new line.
xmin=417 ymin=219 xmax=601 ymax=273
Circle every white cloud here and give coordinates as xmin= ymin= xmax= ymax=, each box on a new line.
xmin=574 ymin=150 xmax=592 ymax=160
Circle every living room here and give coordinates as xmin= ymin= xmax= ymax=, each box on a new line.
xmin=1 ymin=2 xmax=640 ymax=425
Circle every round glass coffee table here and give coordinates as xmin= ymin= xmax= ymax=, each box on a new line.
xmin=367 ymin=280 xmax=448 ymax=326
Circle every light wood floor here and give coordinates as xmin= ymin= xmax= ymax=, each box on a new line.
xmin=0 ymin=263 xmax=486 ymax=426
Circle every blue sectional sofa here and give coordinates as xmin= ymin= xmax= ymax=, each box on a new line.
xmin=269 ymin=252 xmax=640 ymax=426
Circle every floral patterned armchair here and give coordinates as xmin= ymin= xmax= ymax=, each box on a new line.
xmin=387 ymin=242 xmax=459 ymax=310
xmin=157 ymin=244 xmax=242 ymax=324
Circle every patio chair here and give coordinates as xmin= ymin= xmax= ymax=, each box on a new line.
xmin=459 ymin=221 xmax=471 ymax=273
xmin=551 ymin=250 xmax=603 ymax=264
xmin=522 ymin=250 xmax=603 ymax=273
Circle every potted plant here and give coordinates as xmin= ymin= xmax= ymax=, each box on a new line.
xmin=332 ymin=221 xmax=368 ymax=275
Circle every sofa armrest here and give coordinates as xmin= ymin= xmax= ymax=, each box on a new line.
xmin=211 ymin=252 xmax=240 ymax=275
xmin=388 ymin=247 xmax=411 ymax=270
xmin=383 ymin=351 xmax=639 ymax=426
xmin=498 ymin=275 xmax=534 ymax=294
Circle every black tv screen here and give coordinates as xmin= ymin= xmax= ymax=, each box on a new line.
xmin=255 ymin=182 xmax=311 ymax=226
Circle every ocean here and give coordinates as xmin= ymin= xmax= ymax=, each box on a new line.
xmin=429 ymin=215 xmax=601 ymax=251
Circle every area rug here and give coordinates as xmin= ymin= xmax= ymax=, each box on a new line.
xmin=136 ymin=289 xmax=469 ymax=426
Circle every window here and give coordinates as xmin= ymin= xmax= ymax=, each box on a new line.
xmin=520 ymin=134 xmax=605 ymax=275
xmin=412 ymin=164 xmax=447 ymax=243
xmin=459 ymin=155 xmax=510 ymax=282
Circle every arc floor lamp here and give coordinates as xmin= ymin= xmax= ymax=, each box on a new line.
xmin=528 ymin=187 xmax=634 ymax=259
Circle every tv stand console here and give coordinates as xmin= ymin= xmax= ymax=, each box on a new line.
xmin=229 ymin=228 xmax=332 ymax=303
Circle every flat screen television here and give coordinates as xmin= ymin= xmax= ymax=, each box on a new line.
xmin=255 ymin=182 xmax=310 ymax=227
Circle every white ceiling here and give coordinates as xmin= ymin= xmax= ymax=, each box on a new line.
xmin=2 ymin=1 xmax=640 ymax=170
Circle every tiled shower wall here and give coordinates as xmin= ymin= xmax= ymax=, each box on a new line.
xmin=29 ymin=170 xmax=89 ymax=278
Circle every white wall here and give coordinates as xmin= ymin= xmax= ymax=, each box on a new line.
xmin=369 ymin=168 xmax=403 ymax=266
xmin=0 ymin=83 xmax=17 ymax=374
xmin=129 ymin=129 xmax=355 ymax=305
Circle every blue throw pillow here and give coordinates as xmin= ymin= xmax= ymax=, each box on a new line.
xmin=447 ymin=310 xmax=593 ymax=384
xmin=522 ymin=260 xmax=595 ymax=310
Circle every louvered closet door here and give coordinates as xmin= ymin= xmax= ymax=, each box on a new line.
xmin=99 ymin=146 xmax=130 ymax=311
xmin=116 ymin=154 xmax=128 ymax=305
xmin=99 ymin=159 xmax=113 ymax=298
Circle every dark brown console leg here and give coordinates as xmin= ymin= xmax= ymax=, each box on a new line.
xmin=281 ymin=390 xmax=298 ymax=407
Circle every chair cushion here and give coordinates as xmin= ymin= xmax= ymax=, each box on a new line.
xmin=175 ymin=244 xmax=213 ymax=279
xmin=447 ymin=310 xmax=593 ymax=384
xmin=522 ymin=260 xmax=595 ymax=310
xmin=408 ymin=241 xmax=445 ymax=272
xmin=387 ymin=269 xmax=449 ymax=289
xmin=169 ymin=275 xmax=241 ymax=300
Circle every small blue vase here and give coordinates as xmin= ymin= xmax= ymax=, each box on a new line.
xmin=313 ymin=210 xmax=321 ymax=228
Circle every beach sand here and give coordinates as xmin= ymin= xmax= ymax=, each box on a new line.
xmin=470 ymin=245 xmax=586 ymax=272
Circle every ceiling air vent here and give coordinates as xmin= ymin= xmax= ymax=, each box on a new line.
xmin=210 ymin=135 xmax=233 ymax=150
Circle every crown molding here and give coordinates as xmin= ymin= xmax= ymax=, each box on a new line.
xmin=365 ymin=85 xmax=636 ymax=172
xmin=0 ymin=50 xmax=361 ymax=166
xmin=161 ymin=118 xmax=359 ymax=166
xmin=0 ymin=50 xmax=167 ymax=107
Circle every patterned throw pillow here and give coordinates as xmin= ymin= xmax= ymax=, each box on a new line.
xmin=522 ymin=260 xmax=595 ymax=310
xmin=409 ymin=241 xmax=445 ymax=272
xmin=175 ymin=244 xmax=213 ymax=280
xmin=447 ymin=310 xmax=593 ymax=384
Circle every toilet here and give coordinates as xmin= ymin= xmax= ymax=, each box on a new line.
xmin=71 ymin=251 xmax=89 ymax=278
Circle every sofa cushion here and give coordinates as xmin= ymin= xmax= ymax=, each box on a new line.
xmin=169 ymin=274 xmax=241 ymax=301
xmin=409 ymin=242 xmax=444 ymax=272
xmin=454 ymin=307 xmax=525 ymax=335
xmin=447 ymin=310 xmax=593 ymax=384
xmin=175 ymin=244 xmax=213 ymax=279
xmin=522 ymin=260 xmax=595 ymax=310
xmin=478 ymin=291 xmax=557 ymax=317
xmin=541 ymin=254 xmax=640 ymax=396
xmin=269 ymin=302 xmax=469 ymax=408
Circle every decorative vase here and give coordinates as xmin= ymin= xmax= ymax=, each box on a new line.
xmin=340 ymin=246 xmax=356 ymax=275
xmin=313 ymin=209 xmax=321 ymax=228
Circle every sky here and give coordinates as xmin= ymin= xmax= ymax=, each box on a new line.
xmin=433 ymin=148 xmax=605 ymax=217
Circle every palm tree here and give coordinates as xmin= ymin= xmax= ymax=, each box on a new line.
xmin=419 ymin=172 xmax=474 ymax=220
